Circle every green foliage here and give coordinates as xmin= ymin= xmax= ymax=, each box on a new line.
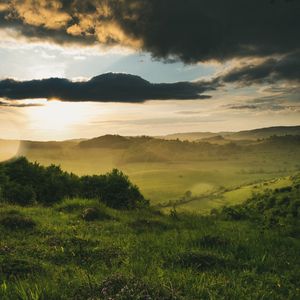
xmin=2 ymin=182 xmax=36 ymax=206
xmin=217 ymin=175 xmax=300 ymax=234
xmin=101 ymin=169 xmax=149 ymax=209
xmin=0 ymin=158 xmax=147 ymax=209
xmin=80 ymin=169 xmax=148 ymax=209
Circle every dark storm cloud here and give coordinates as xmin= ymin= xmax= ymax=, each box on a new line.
xmin=0 ymin=73 xmax=216 ymax=102
xmin=0 ymin=11 xmax=96 ymax=46
xmin=0 ymin=0 xmax=299 ymax=63
xmin=220 ymin=52 xmax=300 ymax=85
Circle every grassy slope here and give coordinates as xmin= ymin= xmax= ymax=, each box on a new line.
xmin=163 ymin=176 xmax=294 ymax=214
xmin=1 ymin=198 xmax=300 ymax=299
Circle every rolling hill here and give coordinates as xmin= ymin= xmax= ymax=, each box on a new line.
xmin=161 ymin=125 xmax=300 ymax=141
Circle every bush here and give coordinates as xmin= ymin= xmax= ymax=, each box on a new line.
xmin=216 ymin=177 xmax=300 ymax=231
xmin=99 ymin=169 xmax=148 ymax=209
xmin=220 ymin=206 xmax=247 ymax=220
xmin=2 ymin=182 xmax=36 ymax=206
xmin=0 ymin=158 xmax=148 ymax=209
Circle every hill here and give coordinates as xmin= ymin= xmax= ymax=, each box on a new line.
xmin=8 ymin=134 xmax=300 ymax=205
xmin=162 ymin=125 xmax=300 ymax=141
xmin=161 ymin=132 xmax=221 ymax=141
xmin=227 ymin=126 xmax=300 ymax=140
xmin=0 ymin=174 xmax=299 ymax=299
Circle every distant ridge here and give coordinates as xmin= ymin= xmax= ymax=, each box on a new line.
xmin=1 ymin=126 xmax=300 ymax=145
xmin=161 ymin=125 xmax=300 ymax=141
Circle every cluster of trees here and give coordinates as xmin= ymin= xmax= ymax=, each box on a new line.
xmin=217 ymin=176 xmax=300 ymax=230
xmin=0 ymin=157 xmax=148 ymax=209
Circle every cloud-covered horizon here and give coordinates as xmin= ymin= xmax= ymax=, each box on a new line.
xmin=0 ymin=72 xmax=217 ymax=102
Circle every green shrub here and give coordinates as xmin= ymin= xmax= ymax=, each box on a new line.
xmin=1 ymin=158 xmax=147 ymax=209
xmin=2 ymin=182 xmax=36 ymax=206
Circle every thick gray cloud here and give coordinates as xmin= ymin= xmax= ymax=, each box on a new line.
xmin=221 ymin=52 xmax=300 ymax=85
xmin=0 ymin=73 xmax=216 ymax=102
xmin=0 ymin=0 xmax=299 ymax=63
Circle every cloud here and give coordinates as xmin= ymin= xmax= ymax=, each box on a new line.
xmin=225 ymin=87 xmax=300 ymax=112
xmin=220 ymin=52 xmax=300 ymax=85
xmin=0 ymin=100 xmax=43 ymax=107
xmin=0 ymin=0 xmax=299 ymax=63
xmin=0 ymin=73 xmax=216 ymax=102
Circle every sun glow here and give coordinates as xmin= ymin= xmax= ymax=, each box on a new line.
xmin=26 ymin=100 xmax=91 ymax=140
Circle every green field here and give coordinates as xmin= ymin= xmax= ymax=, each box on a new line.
xmin=164 ymin=176 xmax=294 ymax=214
xmin=23 ymin=139 xmax=300 ymax=208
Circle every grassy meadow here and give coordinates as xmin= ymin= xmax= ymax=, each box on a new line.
xmin=21 ymin=134 xmax=300 ymax=208
xmin=1 ymin=128 xmax=300 ymax=299
xmin=0 ymin=189 xmax=300 ymax=299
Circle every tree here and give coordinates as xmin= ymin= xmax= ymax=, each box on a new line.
xmin=100 ymin=169 xmax=148 ymax=209
xmin=2 ymin=182 xmax=36 ymax=206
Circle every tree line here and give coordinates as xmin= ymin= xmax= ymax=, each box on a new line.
xmin=0 ymin=157 xmax=148 ymax=209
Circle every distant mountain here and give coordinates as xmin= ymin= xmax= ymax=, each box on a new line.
xmin=199 ymin=135 xmax=229 ymax=145
xmin=227 ymin=126 xmax=300 ymax=140
xmin=79 ymin=135 xmax=131 ymax=149
xmin=78 ymin=135 xmax=154 ymax=149
xmin=161 ymin=126 xmax=300 ymax=141
xmin=161 ymin=132 xmax=223 ymax=141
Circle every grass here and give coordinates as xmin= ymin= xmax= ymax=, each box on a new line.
xmin=0 ymin=197 xmax=299 ymax=299
xmin=23 ymin=140 xmax=300 ymax=206
xmin=2 ymin=136 xmax=298 ymax=298
xmin=168 ymin=175 xmax=295 ymax=214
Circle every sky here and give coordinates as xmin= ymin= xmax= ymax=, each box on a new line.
xmin=0 ymin=0 xmax=299 ymax=141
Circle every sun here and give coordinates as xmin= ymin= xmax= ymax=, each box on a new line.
xmin=26 ymin=100 xmax=90 ymax=140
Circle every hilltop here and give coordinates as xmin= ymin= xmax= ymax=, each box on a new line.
xmin=161 ymin=125 xmax=300 ymax=141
